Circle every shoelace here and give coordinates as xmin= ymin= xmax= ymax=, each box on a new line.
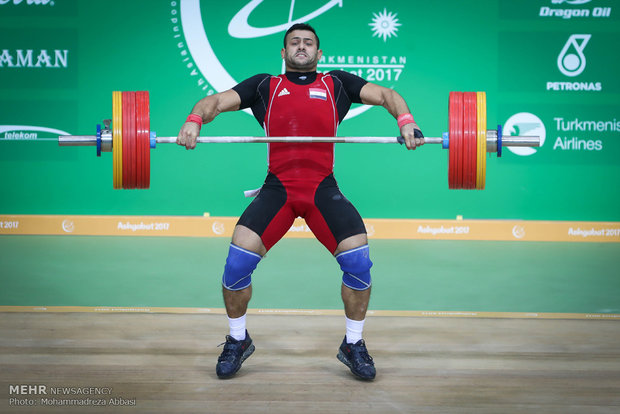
xmin=351 ymin=343 xmax=374 ymax=364
xmin=217 ymin=336 xmax=241 ymax=362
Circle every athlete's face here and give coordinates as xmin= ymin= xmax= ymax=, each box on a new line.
xmin=281 ymin=30 xmax=322 ymax=72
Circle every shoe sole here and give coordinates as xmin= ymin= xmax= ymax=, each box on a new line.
xmin=217 ymin=344 xmax=255 ymax=379
xmin=337 ymin=349 xmax=375 ymax=380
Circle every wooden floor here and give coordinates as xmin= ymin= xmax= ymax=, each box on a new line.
xmin=0 ymin=313 xmax=619 ymax=414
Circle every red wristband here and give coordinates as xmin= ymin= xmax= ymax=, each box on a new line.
xmin=397 ymin=113 xmax=415 ymax=128
xmin=186 ymin=114 xmax=203 ymax=128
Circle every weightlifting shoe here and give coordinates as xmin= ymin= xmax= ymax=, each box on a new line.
xmin=216 ymin=330 xmax=255 ymax=379
xmin=337 ymin=337 xmax=376 ymax=380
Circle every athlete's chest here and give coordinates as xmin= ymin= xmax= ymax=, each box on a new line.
xmin=265 ymin=75 xmax=337 ymax=136
xmin=268 ymin=76 xmax=335 ymax=109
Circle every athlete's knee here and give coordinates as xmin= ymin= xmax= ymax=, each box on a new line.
xmin=336 ymin=244 xmax=372 ymax=291
xmin=222 ymin=243 xmax=262 ymax=291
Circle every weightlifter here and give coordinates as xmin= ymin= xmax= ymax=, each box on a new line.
xmin=177 ymin=23 xmax=424 ymax=380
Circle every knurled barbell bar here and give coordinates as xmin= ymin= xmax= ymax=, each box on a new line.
xmin=58 ymin=90 xmax=540 ymax=190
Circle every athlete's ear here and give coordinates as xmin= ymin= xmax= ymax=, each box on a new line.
xmin=317 ymin=49 xmax=323 ymax=60
xmin=281 ymin=48 xmax=285 ymax=60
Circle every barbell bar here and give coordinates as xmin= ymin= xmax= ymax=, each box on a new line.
xmin=58 ymin=91 xmax=540 ymax=190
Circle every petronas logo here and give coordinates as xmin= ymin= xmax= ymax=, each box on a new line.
xmin=557 ymin=34 xmax=590 ymax=77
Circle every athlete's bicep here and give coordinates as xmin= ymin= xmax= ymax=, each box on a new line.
xmin=359 ymin=82 xmax=390 ymax=106
xmin=329 ymin=70 xmax=367 ymax=103
xmin=216 ymin=89 xmax=242 ymax=113
xmin=232 ymin=73 xmax=271 ymax=109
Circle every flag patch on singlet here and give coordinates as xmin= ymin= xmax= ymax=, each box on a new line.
xmin=309 ymin=88 xmax=327 ymax=100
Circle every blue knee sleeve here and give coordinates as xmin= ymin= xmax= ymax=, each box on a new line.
xmin=222 ymin=244 xmax=262 ymax=291
xmin=336 ymin=245 xmax=372 ymax=291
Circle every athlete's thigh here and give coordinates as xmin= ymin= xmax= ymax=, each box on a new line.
xmin=237 ymin=173 xmax=295 ymax=251
xmin=305 ymin=174 xmax=366 ymax=253
xmin=231 ymin=225 xmax=267 ymax=256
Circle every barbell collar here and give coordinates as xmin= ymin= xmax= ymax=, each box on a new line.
xmin=499 ymin=135 xmax=539 ymax=147
xmin=59 ymin=135 xmax=101 ymax=146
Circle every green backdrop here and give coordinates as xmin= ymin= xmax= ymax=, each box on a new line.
xmin=1 ymin=0 xmax=619 ymax=221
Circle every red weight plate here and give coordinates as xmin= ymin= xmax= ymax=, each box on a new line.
xmin=464 ymin=92 xmax=477 ymax=189
xmin=463 ymin=93 xmax=469 ymax=189
xmin=448 ymin=92 xmax=458 ymax=189
xmin=137 ymin=91 xmax=149 ymax=189
xmin=136 ymin=91 xmax=144 ymax=189
xmin=135 ymin=92 xmax=140 ymax=189
xmin=144 ymin=91 xmax=150 ymax=189
xmin=131 ymin=91 xmax=137 ymax=189
xmin=140 ymin=91 xmax=149 ymax=188
xmin=141 ymin=91 xmax=147 ymax=189
xmin=471 ymin=92 xmax=478 ymax=189
xmin=455 ymin=92 xmax=464 ymax=189
xmin=129 ymin=91 xmax=137 ymax=189
xmin=136 ymin=91 xmax=143 ymax=189
xmin=470 ymin=92 xmax=478 ymax=189
xmin=132 ymin=91 xmax=138 ymax=189
xmin=122 ymin=92 xmax=131 ymax=189
xmin=448 ymin=93 xmax=453 ymax=188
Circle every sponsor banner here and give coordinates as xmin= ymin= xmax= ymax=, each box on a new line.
xmin=498 ymin=31 xmax=619 ymax=94
xmin=499 ymin=104 xmax=619 ymax=162
xmin=1 ymin=215 xmax=619 ymax=242
xmin=0 ymin=99 xmax=78 ymax=163
xmin=0 ymin=28 xmax=78 ymax=89
xmin=500 ymin=0 xmax=617 ymax=22
xmin=0 ymin=215 xmax=236 ymax=237
xmin=0 ymin=0 xmax=78 ymax=17
xmin=365 ymin=218 xmax=620 ymax=242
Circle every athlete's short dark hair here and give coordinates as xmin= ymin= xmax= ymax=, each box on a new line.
xmin=283 ymin=23 xmax=320 ymax=49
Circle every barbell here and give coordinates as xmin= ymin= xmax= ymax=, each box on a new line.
xmin=58 ymin=91 xmax=540 ymax=190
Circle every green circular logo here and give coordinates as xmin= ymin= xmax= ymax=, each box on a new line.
xmin=170 ymin=0 xmax=410 ymax=120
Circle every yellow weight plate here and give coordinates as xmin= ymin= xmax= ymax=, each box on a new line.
xmin=476 ymin=91 xmax=487 ymax=190
xmin=112 ymin=91 xmax=118 ymax=188
xmin=112 ymin=91 xmax=123 ymax=189
xmin=118 ymin=91 xmax=124 ymax=189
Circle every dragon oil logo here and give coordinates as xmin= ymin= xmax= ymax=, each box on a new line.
xmin=169 ymin=0 xmax=409 ymax=120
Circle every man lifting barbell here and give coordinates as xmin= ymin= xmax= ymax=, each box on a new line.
xmin=177 ymin=23 xmax=424 ymax=381
xmin=57 ymin=22 xmax=539 ymax=380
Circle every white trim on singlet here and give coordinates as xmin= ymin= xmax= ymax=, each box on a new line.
xmin=321 ymin=74 xmax=338 ymax=170
xmin=265 ymin=75 xmax=283 ymax=169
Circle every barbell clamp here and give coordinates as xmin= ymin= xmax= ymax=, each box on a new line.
xmin=97 ymin=119 xmax=113 ymax=155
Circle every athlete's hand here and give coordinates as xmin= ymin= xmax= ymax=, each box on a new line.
xmin=401 ymin=122 xmax=424 ymax=150
xmin=177 ymin=122 xmax=201 ymax=150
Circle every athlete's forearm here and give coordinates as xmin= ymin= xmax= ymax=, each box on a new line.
xmin=190 ymin=95 xmax=222 ymax=125
xmin=380 ymin=88 xmax=411 ymax=119
xmin=189 ymin=89 xmax=242 ymax=125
